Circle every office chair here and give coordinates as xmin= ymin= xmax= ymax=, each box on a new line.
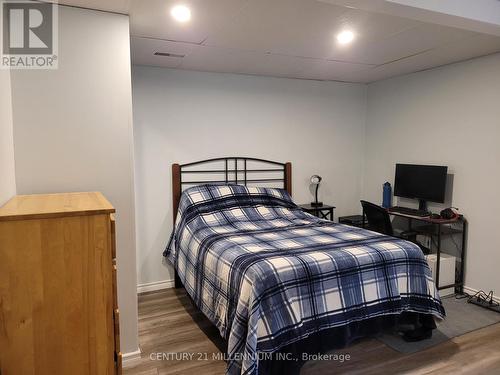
xmin=360 ymin=200 xmax=428 ymax=253
xmin=360 ymin=200 xmax=394 ymax=236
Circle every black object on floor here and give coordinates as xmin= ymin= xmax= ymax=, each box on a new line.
xmin=402 ymin=327 xmax=433 ymax=342
xmin=468 ymin=290 xmax=500 ymax=314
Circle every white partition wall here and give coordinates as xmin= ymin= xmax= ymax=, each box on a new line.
xmin=9 ymin=6 xmax=139 ymax=355
xmin=0 ymin=68 xmax=16 ymax=205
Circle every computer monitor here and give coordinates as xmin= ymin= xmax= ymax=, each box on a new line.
xmin=394 ymin=164 xmax=448 ymax=211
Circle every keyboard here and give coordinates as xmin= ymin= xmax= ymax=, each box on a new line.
xmin=388 ymin=206 xmax=431 ymax=217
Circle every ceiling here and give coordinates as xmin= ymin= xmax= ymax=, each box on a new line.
xmin=54 ymin=0 xmax=500 ymax=83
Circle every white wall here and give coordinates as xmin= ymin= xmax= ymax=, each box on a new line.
xmin=0 ymin=68 xmax=16 ymax=205
xmin=132 ymin=66 xmax=367 ymax=287
xmin=388 ymin=0 xmax=500 ymax=26
xmin=10 ymin=6 xmax=138 ymax=354
xmin=364 ymin=52 xmax=500 ymax=295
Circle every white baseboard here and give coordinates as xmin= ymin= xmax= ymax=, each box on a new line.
xmin=137 ymin=279 xmax=174 ymax=294
xmin=122 ymin=348 xmax=142 ymax=368
xmin=463 ymin=286 xmax=500 ymax=303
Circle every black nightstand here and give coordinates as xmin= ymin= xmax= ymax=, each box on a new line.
xmin=299 ymin=204 xmax=335 ymax=221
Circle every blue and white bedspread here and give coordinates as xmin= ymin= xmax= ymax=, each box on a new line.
xmin=164 ymin=184 xmax=445 ymax=375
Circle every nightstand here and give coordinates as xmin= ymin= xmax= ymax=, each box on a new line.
xmin=299 ymin=204 xmax=335 ymax=221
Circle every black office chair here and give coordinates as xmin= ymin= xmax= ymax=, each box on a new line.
xmin=360 ymin=200 xmax=394 ymax=236
xmin=360 ymin=200 xmax=428 ymax=253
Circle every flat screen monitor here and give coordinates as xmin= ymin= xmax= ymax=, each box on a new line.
xmin=394 ymin=164 xmax=448 ymax=204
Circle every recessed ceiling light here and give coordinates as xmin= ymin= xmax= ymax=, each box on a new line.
xmin=336 ymin=30 xmax=355 ymax=45
xmin=171 ymin=5 xmax=191 ymax=23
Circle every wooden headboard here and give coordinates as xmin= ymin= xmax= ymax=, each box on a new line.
xmin=172 ymin=157 xmax=292 ymax=221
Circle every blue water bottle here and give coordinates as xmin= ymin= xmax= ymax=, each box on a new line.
xmin=382 ymin=182 xmax=392 ymax=208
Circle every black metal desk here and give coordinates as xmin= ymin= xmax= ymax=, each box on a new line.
xmin=299 ymin=204 xmax=335 ymax=221
xmin=339 ymin=214 xmax=365 ymax=228
xmin=385 ymin=211 xmax=467 ymax=294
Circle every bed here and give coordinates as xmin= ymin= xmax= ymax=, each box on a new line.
xmin=164 ymin=157 xmax=445 ymax=375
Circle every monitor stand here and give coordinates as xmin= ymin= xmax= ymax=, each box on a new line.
xmin=418 ymin=199 xmax=428 ymax=212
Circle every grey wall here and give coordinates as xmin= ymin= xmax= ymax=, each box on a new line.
xmin=364 ymin=52 xmax=500 ymax=295
xmin=0 ymin=68 xmax=16 ymax=205
xmin=132 ymin=66 xmax=368 ymax=287
xmin=10 ymin=6 xmax=138 ymax=354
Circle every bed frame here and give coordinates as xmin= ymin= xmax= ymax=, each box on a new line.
xmin=171 ymin=157 xmax=292 ymax=222
xmin=171 ymin=157 xmax=291 ymax=288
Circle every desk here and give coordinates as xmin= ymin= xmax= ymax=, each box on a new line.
xmin=385 ymin=211 xmax=467 ymax=294
xmin=339 ymin=214 xmax=365 ymax=227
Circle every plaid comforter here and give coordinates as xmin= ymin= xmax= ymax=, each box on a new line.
xmin=164 ymin=184 xmax=445 ymax=375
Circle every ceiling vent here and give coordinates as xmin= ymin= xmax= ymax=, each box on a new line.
xmin=154 ymin=51 xmax=185 ymax=58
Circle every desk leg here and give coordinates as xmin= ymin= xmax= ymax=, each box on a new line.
xmin=436 ymin=226 xmax=441 ymax=290
xmin=458 ymin=220 xmax=467 ymax=294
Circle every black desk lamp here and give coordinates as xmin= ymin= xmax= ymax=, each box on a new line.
xmin=310 ymin=175 xmax=323 ymax=207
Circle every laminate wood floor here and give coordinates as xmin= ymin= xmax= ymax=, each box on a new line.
xmin=124 ymin=289 xmax=500 ymax=375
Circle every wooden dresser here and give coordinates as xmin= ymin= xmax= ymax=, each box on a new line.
xmin=0 ymin=192 xmax=122 ymax=375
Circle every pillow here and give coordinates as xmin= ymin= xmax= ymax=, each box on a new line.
xmin=178 ymin=183 xmax=295 ymax=214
